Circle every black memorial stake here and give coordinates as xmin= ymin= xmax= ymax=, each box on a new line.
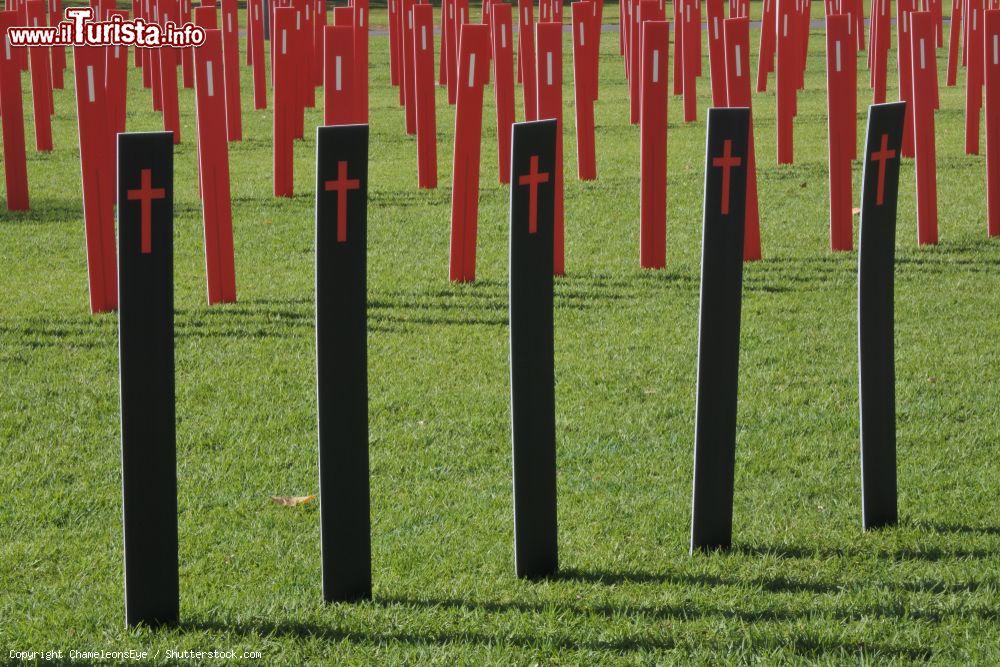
xmin=509 ymin=119 xmax=558 ymax=579
xmin=316 ymin=124 xmax=372 ymax=601
xmin=858 ymin=102 xmax=906 ymax=531
xmin=690 ymin=107 xmax=751 ymax=553
xmin=117 ymin=131 xmax=178 ymax=627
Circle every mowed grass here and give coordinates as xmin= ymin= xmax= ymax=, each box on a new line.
xmin=2 ymin=6 xmax=999 ymax=664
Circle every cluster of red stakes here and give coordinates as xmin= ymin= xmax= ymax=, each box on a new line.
xmin=2 ymin=0 xmax=999 ymax=312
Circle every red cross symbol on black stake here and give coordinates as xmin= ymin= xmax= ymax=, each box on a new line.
xmin=711 ymin=139 xmax=743 ymax=216
xmin=324 ymin=160 xmax=361 ymax=243
xmin=126 ymin=169 xmax=166 ymax=254
xmin=518 ymin=155 xmax=550 ymax=234
xmin=870 ymin=133 xmax=896 ymax=206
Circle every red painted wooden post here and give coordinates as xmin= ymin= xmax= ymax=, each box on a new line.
xmin=74 ymin=45 xmax=118 ymax=311
xmin=777 ymin=0 xmax=796 ymax=163
xmin=681 ymin=0 xmax=700 ymax=121
xmin=181 ymin=0 xmax=194 ymax=87
xmin=984 ymin=9 xmax=1000 ymax=235
xmin=672 ymin=0 xmax=683 ymax=94
xmin=398 ymin=0 xmax=416 ymax=132
xmin=706 ymin=0 xmax=727 ymax=106
xmin=440 ymin=0 xmax=452 ymax=90
xmin=390 ymin=0 xmax=401 ymax=86
xmin=898 ymin=0 xmax=915 ymax=157
xmin=871 ymin=0 xmax=889 ymax=103
xmin=25 ymin=0 xmax=53 ymax=151
xmin=194 ymin=29 xmax=237 ymax=303
xmin=518 ymin=0 xmax=538 ymax=119
xmin=413 ymin=3 xmax=438 ymax=187
xmin=449 ymin=0 xmax=470 ymax=104
xmin=302 ymin=0 xmax=316 ymax=109
xmin=105 ymin=13 xmax=129 ymax=137
xmin=912 ymin=10 xmax=939 ymax=243
xmin=536 ymin=21 xmax=565 ymax=274
xmin=756 ymin=0 xmax=776 ymax=91
xmin=312 ymin=0 xmax=324 ymax=86
xmin=826 ymin=13 xmax=853 ymax=250
xmin=572 ymin=0 xmax=597 ymax=179
xmin=160 ymin=0 xmax=182 ymax=144
xmin=968 ymin=0 xmax=985 ymax=154
xmin=491 ymin=1 xmax=516 ymax=183
xmin=324 ymin=24 xmax=356 ymax=124
xmin=1 ymin=11 xmax=29 ymax=211
xmin=639 ymin=20 xmax=669 ymax=268
xmin=273 ymin=7 xmax=295 ymax=196
xmin=221 ymin=0 xmax=243 ymax=140
xmin=352 ymin=0 xmax=369 ymax=121
xmin=591 ymin=0 xmax=602 ymax=100
xmin=250 ymin=0 xmax=267 ymax=109
xmin=150 ymin=0 xmax=164 ymax=111
xmin=448 ymin=23 xmax=491 ymax=282
xmin=725 ymin=16 xmax=761 ymax=260
xmin=50 ymin=0 xmax=65 ymax=89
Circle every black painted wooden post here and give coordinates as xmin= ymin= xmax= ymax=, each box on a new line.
xmin=316 ymin=124 xmax=372 ymax=601
xmin=858 ymin=102 xmax=906 ymax=531
xmin=117 ymin=131 xmax=178 ymax=627
xmin=690 ymin=107 xmax=751 ymax=554
xmin=509 ymin=119 xmax=559 ymax=579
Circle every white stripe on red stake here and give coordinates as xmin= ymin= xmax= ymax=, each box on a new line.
xmin=282 ymin=29 xmax=287 ymax=54
xmin=207 ymin=61 xmax=215 ymax=96
xmin=336 ymin=55 xmax=342 ymax=90
xmin=835 ymin=40 xmax=842 ymax=71
xmin=546 ymin=51 xmax=552 ymax=85
xmin=713 ymin=17 xmax=718 ymax=39
xmin=421 ymin=25 xmax=427 ymax=50
xmin=735 ymin=44 xmax=742 ymax=76
xmin=920 ymin=38 xmax=926 ymax=68
xmin=502 ymin=24 xmax=507 ymax=47
xmin=87 ymin=65 xmax=96 ymax=102
xmin=652 ymin=49 xmax=659 ymax=82
xmin=468 ymin=53 xmax=476 ymax=87
xmin=994 ymin=35 xmax=999 ymax=64
xmin=579 ymin=22 xmax=584 ymax=45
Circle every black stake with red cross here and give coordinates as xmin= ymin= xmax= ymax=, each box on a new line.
xmin=509 ymin=119 xmax=558 ymax=579
xmin=690 ymin=107 xmax=750 ymax=554
xmin=315 ymin=124 xmax=372 ymax=602
xmin=858 ymin=102 xmax=905 ymax=531
xmin=117 ymin=131 xmax=178 ymax=627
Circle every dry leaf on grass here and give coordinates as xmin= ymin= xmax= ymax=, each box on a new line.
xmin=271 ymin=494 xmax=316 ymax=507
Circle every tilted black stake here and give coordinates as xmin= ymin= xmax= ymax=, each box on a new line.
xmin=316 ymin=124 xmax=372 ymax=601
xmin=117 ymin=131 xmax=178 ymax=627
xmin=509 ymin=119 xmax=558 ymax=579
xmin=690 ymin=107 xmax=751 ymax=554
xmin=858 ymin=102 xmax=906 ymax=531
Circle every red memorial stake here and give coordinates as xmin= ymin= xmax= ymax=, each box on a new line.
xmin=1 ymin=11 xmax=29 ymax=210
xmin=984 ymin=9 xmax=1000 ymax=236
xmin=24 ymin=0 xmax=53 ymax=152
xmin=273 ymin=7 xmax=295 ymax=196
xmin=491 ymin=1 xmax=515 ymax=183
xmin=160 ymin=0 xmax=182 ymax=144
xmin=947 ymin=0 xmax=962 ymax=86
xmin=672 ymin=0 xmax=683 ymax=94
xmin=967 ymin=0 xmax=985 ymax=154
xmin=639 ymin=20 xmax=669 ymax=268
xmin=871 ymin=0 xmax=889 ymax=103
xmin=776 ymin=0 xmax=796 ymax=163
xmin=106 ymin=12 xmax=129 ymax=137
xmin=250 ymin=0 xmax=266 ymax=109
xmin=725 ymin=16 xmax=761 ymax=260
xmin=757 ymin=0 xmax=776 ymax=91
xmin=912 ymin=10 xmax=939 ymax=244
xmin=536 ymin=22 xmax=566 ymax=274
xmin=324 ymin=24 xmax=356 ymax=124
xmin=572 ymin=1 xmax=597 ymax=179
xmin=74 ymin=46 xmax=117 ymax=312
xmin=397 ymin=0 xmax=415 ymax=131
xmin=706 ymin=0 xmax=727 ymax=106
xmin=195 ymin=29 xmax=238 ymax=303
xmin=413 ymin=3 xmax=438 ymax=187
xmin=313 ymin=0 xmax=325 ymax=86
xmin=448 ymin=23 xmax=491 ymax=282
xmin=50 ymin=0 xmax=65 ymax=89
xmin=898 ymin=0 xmax=915 ymax=157
xmin=221 ymin=0 xmax=243 ymax=140
xmin=352 ymin=0 xmax=369 ymax=121
xmin=390 ymin=0 xmax=401 ymax=87
xmin=518 ymin=0 xmax=537 ymax=119
xmin=827 ymin=13 xmax=854 ymax=250
xmin=681 ymin=0 xmax=700 ymax=121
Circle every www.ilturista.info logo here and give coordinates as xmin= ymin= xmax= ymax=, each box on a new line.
xmin=5 ymin=7 xmax=206 ymax=48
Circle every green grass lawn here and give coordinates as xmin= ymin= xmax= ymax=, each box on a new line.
xmin=1 ymin=8 xmax=998 ymax=664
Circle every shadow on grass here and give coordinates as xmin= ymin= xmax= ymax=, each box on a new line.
xmin=178 ymin=603 xmax=936 ymax=661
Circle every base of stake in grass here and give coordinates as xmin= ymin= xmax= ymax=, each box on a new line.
xmin=690 ymin=107 xmax=750 ymax=553
xmin=510 ymin=120 xmax=558 ymax=579
xmin=858 ymin=102 xmax=905 ymax=531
